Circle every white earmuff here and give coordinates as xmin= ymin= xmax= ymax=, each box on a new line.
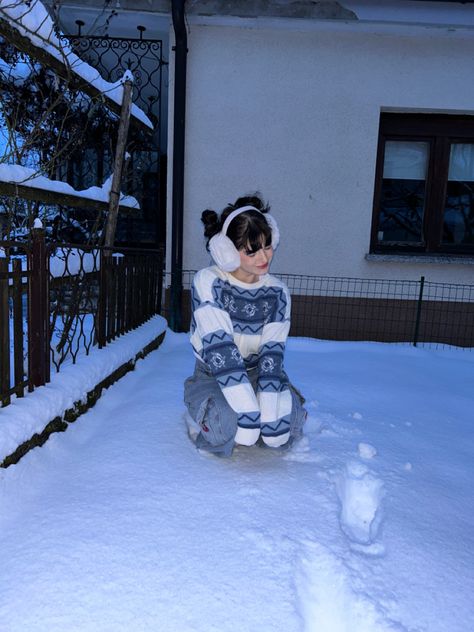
xmin=265 ymin=214 xmax=280 ymax=250
xmin=208 ymin=205 xmax=280 ymax=272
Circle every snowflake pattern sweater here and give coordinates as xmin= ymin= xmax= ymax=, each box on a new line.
xmin=190 ymin=266 xmax=292 ymax=447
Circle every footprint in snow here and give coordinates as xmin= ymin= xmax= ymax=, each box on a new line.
xmin=358 ymin=442 xmax=377 ymax=460
xmin=239 ymin=529 xmax=277 ymax=552
xmin=237 ymin=486 xmax=262 ymax=498
xmin=336 ymin=460 xmax=385 ymax=548
xmin=283 ymin=436 xmax=323 ymax=463
xmin=316 ymin=412 xmax=362 ymax=438
xmin=295 ymin=540 xmax=402 ymax=631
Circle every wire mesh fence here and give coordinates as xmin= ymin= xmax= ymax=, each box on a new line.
xmin=164 ymin=271 xmax=474 ymax=350
xmin=3 ymin=259 xmax=471 ymax=408
xmin=417 ymin=280 xmax=474 ymax=348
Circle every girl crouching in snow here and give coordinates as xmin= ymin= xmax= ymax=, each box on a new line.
xmin=184 ymin=194 xmax=307 ymax=456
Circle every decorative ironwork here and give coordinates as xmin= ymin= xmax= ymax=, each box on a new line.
xmin=0 ymin=234 xmax=164 ymax=407
xmin=48 ymin=242 xmax=163 ymax=372
xmin=64 ymin=31 xmax=166 ymax=248
xmin=0 ymin=31 xmax=166 ymax=248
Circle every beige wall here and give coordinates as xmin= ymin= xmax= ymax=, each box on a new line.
xmin=168 ymin=21 xmax=474 ymax=283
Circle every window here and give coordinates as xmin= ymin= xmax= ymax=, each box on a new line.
xmin=371 ymin=113 xmax=474 ymax=255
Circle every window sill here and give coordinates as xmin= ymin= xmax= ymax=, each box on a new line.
xmin=365 ymin=253 xmax=474 ymax=265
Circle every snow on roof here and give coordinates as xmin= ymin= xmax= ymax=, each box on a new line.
xmin=0 ymin=163 xmax=140 ymax=209
xmin=0 ymin=0 xmax=153 ymax=130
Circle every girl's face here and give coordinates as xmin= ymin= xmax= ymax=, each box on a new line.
xmin=231 ymin=240 xmax=273 ymax=284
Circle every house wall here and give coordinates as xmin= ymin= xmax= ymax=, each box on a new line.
xmin=170 ymin=20 xmax=474 ymax=283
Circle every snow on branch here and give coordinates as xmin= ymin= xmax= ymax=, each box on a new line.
xmin=0 ymin=163 xmax=140 ymax=212
xmin=0 ymin=0 xmax=154 ymax=132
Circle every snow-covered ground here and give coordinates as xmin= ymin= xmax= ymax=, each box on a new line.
xmin=0 ymin=331 xmax=473 ymax=632
xmin=0 ymin=315 xmax=167 ymax=462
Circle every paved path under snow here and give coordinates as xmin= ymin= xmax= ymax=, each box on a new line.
xmin=1 ymin=332 xmax=473 ymax=632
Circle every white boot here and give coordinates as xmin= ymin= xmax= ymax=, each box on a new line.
xmin=183 ymin=411 xmax=200 ymax=442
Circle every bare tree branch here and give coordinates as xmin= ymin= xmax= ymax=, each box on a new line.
xmin=0 ymin=1 xmax=153 ymax=132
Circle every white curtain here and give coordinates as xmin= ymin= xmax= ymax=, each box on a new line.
xmin=382 ymin=141 xmax=428 ymax=180
xmin=448 ymin=143 xmax=474 ymax=182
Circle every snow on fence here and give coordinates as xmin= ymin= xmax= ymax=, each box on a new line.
xmin=165 ymin=271 xmax=474 ymax=349
xmin=0 ymin=229 xmax=163 ymax=407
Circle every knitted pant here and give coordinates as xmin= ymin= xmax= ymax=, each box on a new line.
xmin=184 ymin=361 xmax=307 ymax=456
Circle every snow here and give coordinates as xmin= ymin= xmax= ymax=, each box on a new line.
xmin=48 ymin=248 xmax=131 ymax=277
xmin=0 ymin=0 xmax=153 ymax=130
xmin=48 ymin=248 xmax=101 ymax=276
xmin=336 ymin=460 xmax=385 ymax=545
xmin=48 ymin=247 xmax=97 ymax=277
xmin=0 ymin=331 xmax=473 ymax=631
xmin=0 ymin=315 xmax=166 ymax=462
xmin=0 ymin=164 xmax=140 ymax=209
xmin=0 ymin=55 xmax=31 ymax=84
xmin=358 ymin=441 xmax=377 ymax=459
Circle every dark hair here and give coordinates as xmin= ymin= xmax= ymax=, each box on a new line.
xmin=201 ymin=193 xmax=272 ymax=254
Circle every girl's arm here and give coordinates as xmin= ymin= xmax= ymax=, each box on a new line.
xmin=257 ymin=286 xmax=292 ymax=447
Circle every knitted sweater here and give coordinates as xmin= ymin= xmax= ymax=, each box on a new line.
xmin=190 ymin=266 xmax=292 ymax=447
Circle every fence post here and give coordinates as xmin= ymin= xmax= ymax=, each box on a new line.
xmin=12 ymin=258 xmax=25 ymax=398
xmin=413 ymin=275 xmax=425 ymax=347
xmin=97 ymin=248 xmax=107 ymax=348
xmin=169 ymin=268 xmax=183 ymax=332
xmin=156 ymin=250 xmax=163 ymax=314
xmin=29 ymin=227 xmax=49 ymax=387
xmin=0 ymin=258 xmax=11 ymax=406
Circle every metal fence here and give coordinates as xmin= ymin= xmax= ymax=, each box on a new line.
xmin=65 ymin=30 xmax=166 ymax=247
xmin=0 ymin=230 xmax=163 ymax=407
xmin=164 ymin=270 xmax=474 ymax=349
xmin=2 ymin=258 xmax=472 ymax=407
xmin=1 ymin=30 xmax=165 ymax=248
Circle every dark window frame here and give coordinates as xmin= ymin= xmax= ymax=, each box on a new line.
xmin=371 ymin=113 xmax=474 ymax=256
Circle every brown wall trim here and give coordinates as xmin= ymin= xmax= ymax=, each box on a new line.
xmin=170 ymin=289 xmax=473 ymax=348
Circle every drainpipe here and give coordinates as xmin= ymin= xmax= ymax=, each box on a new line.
xmin=170 ymin=0 xmax=187 ymax=331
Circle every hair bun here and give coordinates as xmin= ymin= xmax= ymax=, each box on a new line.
xmin=201 ymin=209 xmax=220 ymax=238
xmin=233 ymin=193 xmax=270 ymax=214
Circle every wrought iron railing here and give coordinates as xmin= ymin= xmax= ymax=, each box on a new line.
xmin=0 ymin=231 xmax=164 ymax=407
xmin=0 ymin=30 xmax=166 ymax=248
xmin=65 ymin=30 xmax=166 ymax=247
xmin=0 ymin=241 xmax=30 ymax=405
